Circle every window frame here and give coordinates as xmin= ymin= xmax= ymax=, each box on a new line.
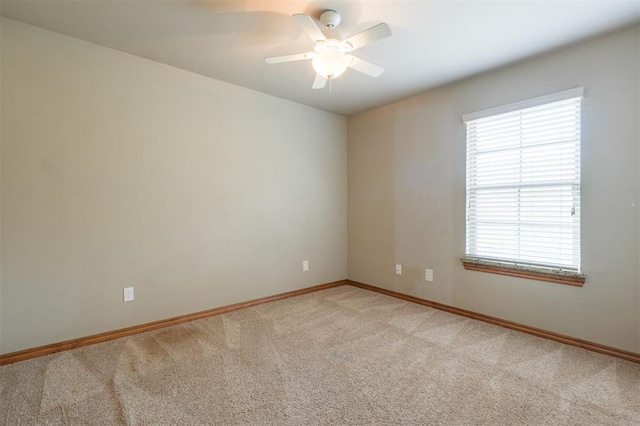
xmin=461 ymin=88 xmax=586 ymax=286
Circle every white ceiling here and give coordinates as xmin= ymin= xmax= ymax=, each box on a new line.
xmin=2 ymin=0 xmax=639 ymax=116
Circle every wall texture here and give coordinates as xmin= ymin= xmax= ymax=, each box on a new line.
xmin=637 ymin=25 xmax=640 ymax=353
xmin=2 ymin=17 xmax=638 ymax=356
xmin=348 ymin=25 xmax=640 ymax=352
xmin=1 ymin=19 xmax=347 ymax=354
xmin=0 ymin=17 xmax=3 ymax=351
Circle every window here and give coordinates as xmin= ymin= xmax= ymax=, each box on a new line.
xmin=462 ymin=88 xmax=585 ymax=286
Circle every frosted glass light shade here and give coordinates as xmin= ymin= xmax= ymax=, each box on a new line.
xmin=312 ymin=49 xmax=352 ymax=79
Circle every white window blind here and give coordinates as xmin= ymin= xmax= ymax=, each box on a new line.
xmin=464 ymin=89 xmax=582 ymax=271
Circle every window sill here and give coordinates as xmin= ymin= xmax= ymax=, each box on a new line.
xmin=461 ymin=258 xmax=585 ymax=287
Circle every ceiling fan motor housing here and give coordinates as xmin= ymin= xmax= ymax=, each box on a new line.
xmin=322 ymin=29 xmax=346 ymax=42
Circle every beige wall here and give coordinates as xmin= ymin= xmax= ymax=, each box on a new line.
xmin=0 ymin=17 xmax=3 ymax=350
xmin=349 ymin=25 xmax=640 ymax=352
xmin=637 ymin=25 xmax=640 ymax=352
xmin=2 ymin=17 xmax=638 ymax=356
xmin=0 ymin=19 xmax=347 ymax=354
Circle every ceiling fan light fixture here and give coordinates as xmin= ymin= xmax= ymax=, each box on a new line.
xmin=311 ymin=48 xmax=352 ymax=79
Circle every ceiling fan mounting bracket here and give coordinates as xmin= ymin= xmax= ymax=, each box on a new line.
xmin=320 ymin=10 xmax=341 ymax=29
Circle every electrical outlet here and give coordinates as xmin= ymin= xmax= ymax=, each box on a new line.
xmin=425 ymin=269 xmax=434 ymax=282
xmin=124 ymin=287 xmax=134 ymax=302
xmin=302 ymin=260 xmax=309 ymax=272
xmin=395 ymin=264 xmax=402 ymax=275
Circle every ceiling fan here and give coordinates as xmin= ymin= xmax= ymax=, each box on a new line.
xmin=265 ymin=10 xmax=392 ymax=90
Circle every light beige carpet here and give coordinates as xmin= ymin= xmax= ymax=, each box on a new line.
xmin=1 ymin=285 xmax=639 ymax=425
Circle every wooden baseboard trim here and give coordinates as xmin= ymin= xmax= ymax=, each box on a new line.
xmin=347 ymin=280 xmax=640 ymax=364
xmin=5 ymin=279 xmax=636 ymax=366
xmin=0 ymin=280 xmax=347 ymax=366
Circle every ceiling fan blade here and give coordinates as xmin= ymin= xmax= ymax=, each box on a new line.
xmin=348 ymin=56 xmax=384 ymax=77
xmin=265 ymin=52 xmax=314 ymax=64
xmin=343 ymin=23 xmax=392 ymax=51
xmin=312 ymin=73 xmax=327 ymax=89
xmin=292 ymin=14 xmax=327 ymax=43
